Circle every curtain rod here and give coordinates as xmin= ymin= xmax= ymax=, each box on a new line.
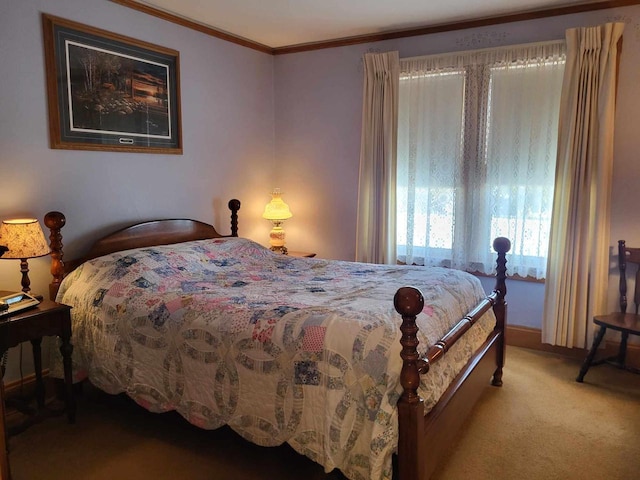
xmin=401 ymin=39 xmax=565 ymax=62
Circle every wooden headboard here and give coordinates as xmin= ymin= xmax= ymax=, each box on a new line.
xmin=43 ymin=199 xmax=241 ymax=301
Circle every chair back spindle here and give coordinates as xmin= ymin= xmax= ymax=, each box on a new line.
xmin=619 ymin=240 xmax=640 ymax=315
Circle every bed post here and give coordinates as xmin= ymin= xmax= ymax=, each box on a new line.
xmin=491 ymin=237 xmax=511 ymax=387
xmin=394 ymin=286 xmax=428 ymax=480
xmin=43 ymin=211 xmax=66 ymax=301
xmin=228 ymin=199 xmax=241 ymax=237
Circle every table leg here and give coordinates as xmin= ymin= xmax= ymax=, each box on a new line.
xmin=59 ymin=337 xmax=75 ymax=424
xmin=30 ymin=338 xmax=45 ymax=410
xmin=0 ymin=380 xmax=11 ymax=480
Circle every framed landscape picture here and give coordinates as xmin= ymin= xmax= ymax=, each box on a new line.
xmin=42 ymin=14 xmax=182 ymax=154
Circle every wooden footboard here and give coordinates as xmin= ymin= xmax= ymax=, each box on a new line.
xmin=394 ymin=237 xmax=510 ymax=480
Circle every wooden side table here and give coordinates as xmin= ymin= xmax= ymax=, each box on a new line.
xmin=0 ymin=297 xmax=75 ymax=426
xmin=0 ymin=382 xmax=8 ymax=480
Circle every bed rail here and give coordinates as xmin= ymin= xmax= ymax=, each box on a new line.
xmin=395 ymin=237 xmax=510 ymax=392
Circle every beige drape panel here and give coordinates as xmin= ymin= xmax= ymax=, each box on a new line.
xmin=542 ymin=23 xmax=624 ymax=348
xmin=355 ymin=51 xmax=399 ymax=264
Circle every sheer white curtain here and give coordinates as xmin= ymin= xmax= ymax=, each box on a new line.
xmin=355 ymin=51 xmax=400 ymax=264
xmin=543 ymin=23 xmax=624 ymax=348
xmin=398 ymin=42 xmax=565 ymax=278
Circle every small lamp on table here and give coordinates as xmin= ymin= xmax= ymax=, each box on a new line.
xmin=262 ymin=189 xmax=293 ymax=255
xmin=0 ymin=218 xmax=51 ymax=293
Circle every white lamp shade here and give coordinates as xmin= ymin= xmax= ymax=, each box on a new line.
xmin=0 ymin=218 xmax=51 ymax=259
xmin=262 ymin=189 xmax=293 ymax=221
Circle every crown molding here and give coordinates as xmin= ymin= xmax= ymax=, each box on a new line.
xmin=273 ymin=0 xmax=640 ymax=54
xmin=111 ymin=0 xmax=640 ymax=56
xmin=110 ymin=0 xmax=273 ymax=54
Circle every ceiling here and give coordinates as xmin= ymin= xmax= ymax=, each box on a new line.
xmin=130 ymin=0 xmax=600 ymax=49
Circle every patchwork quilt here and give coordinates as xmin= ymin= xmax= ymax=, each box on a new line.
xmin=53 ymin=237 xmax=495 ymax=480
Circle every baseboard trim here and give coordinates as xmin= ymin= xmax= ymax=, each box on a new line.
xmin=3 ymin=371 xmax=46 ymax=399
xmin=506 ymin=325 xmax=640 ymax=368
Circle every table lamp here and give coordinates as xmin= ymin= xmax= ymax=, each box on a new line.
xmin=262 ymin=189 xmax=293 ymax=254
xmin=0 ymin=218 xmax=51 ymax=293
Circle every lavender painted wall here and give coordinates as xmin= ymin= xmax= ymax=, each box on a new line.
xmin=0 ymin=0 xmax=277 ymax=288
xmin=274 ymin=5 xmax=640 ymax=330
xmin=0 ymin=0 xmax=276 ymax=380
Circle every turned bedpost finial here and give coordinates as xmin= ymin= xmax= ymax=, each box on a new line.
xmin=491 ymin=237 xmax=510 ymax=387
xmin=492 ymin=237 xmax=511 ymax=302
xmin=44 ymin=211 xmax=66 ymax=300
xmin=394 ymin=286 xmax=425 ymax=403
xmin=228 ymin=199 xmax=241 ymax=237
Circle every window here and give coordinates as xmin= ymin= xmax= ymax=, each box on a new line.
xmin=397 ymin=42 xmax=565 ymax=279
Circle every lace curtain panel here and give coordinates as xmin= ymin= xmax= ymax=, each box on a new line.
xmin=397 ymin=41 xmax=566 ymax=279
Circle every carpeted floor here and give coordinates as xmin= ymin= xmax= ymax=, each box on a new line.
xmin=6 ymin=346 xmax=640 ymax=480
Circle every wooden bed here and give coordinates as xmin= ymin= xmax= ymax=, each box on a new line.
xmin=43 ymin=199 xmax=510 ymax=480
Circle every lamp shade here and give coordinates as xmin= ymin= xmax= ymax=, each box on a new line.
xmin=0 ymin=218 xmax=51 ymax=259
xmin=262 ymin=189 xmax=293 ymax=221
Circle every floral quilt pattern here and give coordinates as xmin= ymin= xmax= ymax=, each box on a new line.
xmin=53 ymin=237 xmax=496 ymax=480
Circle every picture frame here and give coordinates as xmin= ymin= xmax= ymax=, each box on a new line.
xmin=42 ymin=14 xmax=182 ymax=154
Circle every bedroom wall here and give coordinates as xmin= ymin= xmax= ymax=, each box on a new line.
xmin=274 ymin=5 xmax=640 ymax=330
xmin=0 ymin=0 xmax=276 ymax=381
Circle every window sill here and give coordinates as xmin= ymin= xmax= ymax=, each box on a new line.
xmin=469 ymin=270 xmax=545 ymax=284
xmin=397 ymin=261 xmax=545 ymax=284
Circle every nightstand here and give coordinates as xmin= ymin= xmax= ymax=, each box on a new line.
xmin=288 ymin=251 xmax=316 ymax=258
xmin=0 ymin=296 xmax=75 ymax=427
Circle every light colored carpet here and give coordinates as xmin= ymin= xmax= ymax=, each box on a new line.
xmin=7 ymin=346 xmax=640 ymax=480
xmin=431 ymin=346 xmax=640 ymax=480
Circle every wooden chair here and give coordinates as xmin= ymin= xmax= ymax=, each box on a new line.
xmin=577 ymin=240 xmax=640 ymax=382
